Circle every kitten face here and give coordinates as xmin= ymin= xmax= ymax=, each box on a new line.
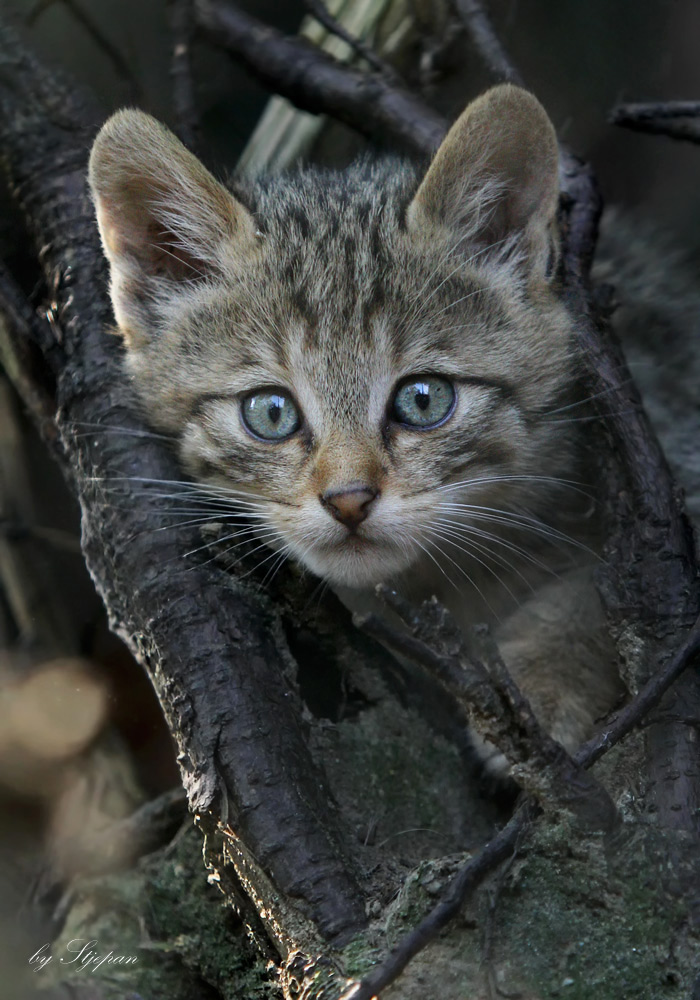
xmin=89 ymin=87 xmax=573 ymax=592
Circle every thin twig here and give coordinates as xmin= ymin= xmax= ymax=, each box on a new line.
xmin=303 ymin=0 xmax=400 ymax=81
xmin=454 ymin=0 xmax=523 ymax=84
xmin=576 ymin=609 xmax=700 ymax=768
xmin=611 ymin=100 xmax=700 ymax=121
xmin=609 ymin=101 xmax=700 ymax=144
xmin=0 ymin=262 xmax=60 ymax=443
xmin=482 ymin=852 xmax=518 ymax=1000
xmin=169 ymin=0 xmax=200 ymax=150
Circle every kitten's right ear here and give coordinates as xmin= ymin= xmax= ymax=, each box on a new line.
xmin=88 ymin=110 xmax=257 ymax=346
xmin=407 ymin=85 xmax=560 ymax=280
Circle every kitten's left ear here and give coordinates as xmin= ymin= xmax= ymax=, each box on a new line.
xmin=88 ymin=109 xmax=258 ymax=346
xmin=407 ymin=85 xmax=560 ymax=280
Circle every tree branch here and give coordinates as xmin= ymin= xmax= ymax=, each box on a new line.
xmin=303 ymin=0 xmax=400 ymax=81
xmin=357 ymin=586 xmax=618 ymax=834
xmin=454 ymin=0 xmax=523 ymax=84
xmin=0 ymin=14 xmax=366 ymax=951
xmin=343 ymin=802 xmax=536 ymax=1000
xmin=610 ymin=100 xmax=700 ymax=144
xmin=193 ymin=0 xmax=448 ymax=157
xmin=169 ymin=0 xmax=200 ymax=150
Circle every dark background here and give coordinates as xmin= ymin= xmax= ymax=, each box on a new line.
xmin=12 ymin=0 xmax=700 ymax=248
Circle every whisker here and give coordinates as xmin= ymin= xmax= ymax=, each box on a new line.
xmin=182 ymin=524 xmax=280 ymax=560
xmin=542 ymin=376 xmax=637 ymax=416
xmin=67 ymin=421 xmax=175 ymax=442
xmin=542 ymin=407 xmax=641 ymax=426
xmin=437 ymin=473 xmax=590 ymax=495
xmin=433 ymin=518 xmax=552 ymax=582
xmin=425 ymin=526 xmax=521 ymax=605
xmin=416 ymin=530 xmax=500 ymax=618
xmin=437 ymin=503 xmax=599 ymax=559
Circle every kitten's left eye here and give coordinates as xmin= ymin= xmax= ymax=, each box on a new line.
xmin=391 ymin=375 xmax=455 ymax=429
xmin=241 ymin=389 xmax=301 ymax=441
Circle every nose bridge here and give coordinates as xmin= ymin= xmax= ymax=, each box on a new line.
xmin=312 ymin=430 xmax=383 ymax=496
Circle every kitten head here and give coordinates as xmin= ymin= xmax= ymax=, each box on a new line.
xmin=89 ymin=86 xmax=575 ymax=590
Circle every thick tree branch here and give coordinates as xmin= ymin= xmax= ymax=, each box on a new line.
xmin=0 ymin=15 xmax=366 ymax=951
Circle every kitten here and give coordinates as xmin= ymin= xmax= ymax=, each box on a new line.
xmin=88 ymin=85 xmax=623 ymax=763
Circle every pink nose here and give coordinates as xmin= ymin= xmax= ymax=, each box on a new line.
xmin=321 ymin=485 xmax=378 ymax=531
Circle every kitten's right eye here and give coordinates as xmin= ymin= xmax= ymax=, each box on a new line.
xmin=241 ymin=389 xmax=301 ymax=441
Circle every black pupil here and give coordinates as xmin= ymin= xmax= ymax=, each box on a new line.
xmin=268 ymin=397 xmax=283 ymax=424
xmin=415 ymin=383 xmax=430 ymax=411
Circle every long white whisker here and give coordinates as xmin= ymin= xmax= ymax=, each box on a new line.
xmin=425 ymin=526 xmax=520 ymax=606
xmin=91 ymin=475 xmax=285 ymax=506
xmin=436 ymin=502 xmax=597 ymax=557
xmin=437 ymin=473 xmax=590 ymax=495
xmin=182 ymin=524 xmax=280 ymax=560
xmin=432 ymin=519 xmax=548 ymax=585
xmin=416 ymin=530 xmax=499 ymax=618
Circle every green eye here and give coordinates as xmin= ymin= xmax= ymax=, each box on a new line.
xmin=391 ymin=375 xmax=455 ymax=429
xmin=241 ymin=389 xmax=301 ymax=441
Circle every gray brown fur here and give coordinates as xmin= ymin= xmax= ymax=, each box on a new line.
xmin=89 ymin=86 xmax=638 ymax=767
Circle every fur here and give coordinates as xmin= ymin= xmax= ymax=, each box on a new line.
xmin=89 ymin=86 xmax=632 ymax=764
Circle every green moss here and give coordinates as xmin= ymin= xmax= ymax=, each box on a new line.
xmin=47 ymin=825 xmax=279 ymax=1000
xmin=489 ymin=820 xmax=699 ymax=999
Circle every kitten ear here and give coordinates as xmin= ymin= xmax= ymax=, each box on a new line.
xmin=88 ymin=109 xmax=257 ymax=345
xmin=407 ymin=85 xmax=560 ymax=279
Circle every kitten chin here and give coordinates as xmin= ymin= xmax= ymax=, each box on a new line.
xmin=291 ymin=537 xmax=415 ymax=590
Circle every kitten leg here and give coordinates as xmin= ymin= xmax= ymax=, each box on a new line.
xmin=473 ymin=569 xmax=624 ymax=774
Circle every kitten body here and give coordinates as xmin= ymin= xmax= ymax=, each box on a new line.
xmin=88 ymin=86 xmax=626 ymax=762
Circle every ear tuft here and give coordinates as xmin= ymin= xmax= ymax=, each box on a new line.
xmin=88 ymin=109 xmax=256 ymax=345
xmin=407 ymin=85 xmax=560 ymax=280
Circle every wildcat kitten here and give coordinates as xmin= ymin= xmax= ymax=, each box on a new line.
xmin=88 ymin=85 xmax=623 ymax=763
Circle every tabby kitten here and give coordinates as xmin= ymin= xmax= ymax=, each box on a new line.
xmin=88 ymin=85 xmax=622 ymax=763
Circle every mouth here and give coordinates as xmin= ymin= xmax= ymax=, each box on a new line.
xmin=318 ymin=532 xmax=383 ymax=554
xmin=300 ymin=530 xmax=416 ymax=588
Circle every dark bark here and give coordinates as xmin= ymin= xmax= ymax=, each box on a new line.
xmin=610 ymin=100 xmax=700 ymax=144
xmin=0 ymin=16 xmax=366 ymax=950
